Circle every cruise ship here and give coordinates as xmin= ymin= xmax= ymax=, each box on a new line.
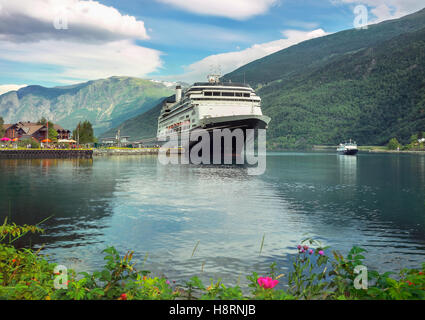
xmin=157 ymin=75 xmax=271 ymax=152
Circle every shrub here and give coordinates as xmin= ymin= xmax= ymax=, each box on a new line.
xmin=0 ymin=221 xmax=424 ymax=300
xmin=387 ymin=138 xmax=401 ymax=150
xmin=18 ymin=138 xmax=40 ymax=149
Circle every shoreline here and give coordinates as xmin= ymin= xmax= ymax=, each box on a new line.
xmin=93 ymin=147 xmax=159 ymax=156
xmin=1 ymin=147 xmax=424 ymax=159
xmin=311 ymin=145 xmax=425 ymax=155
xmin=0 ymin=149 xmax=93 ymax=159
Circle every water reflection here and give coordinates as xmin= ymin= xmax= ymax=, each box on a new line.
xmin=0 ymin=153 xmax=424 ymax=286
xmin=0 ymin=158 xmax=114 ymax=249
xmin=337 ymin=154 xmax=357 ymax=185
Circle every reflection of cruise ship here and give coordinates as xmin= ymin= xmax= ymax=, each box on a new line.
xmin=157 ymin=75 xmax=271 ymax=148
xmin=337 ymin=140 xmax=358 ymax=155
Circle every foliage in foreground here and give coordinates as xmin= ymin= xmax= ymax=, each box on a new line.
xmin=0 ymin=221 xmax=424 ymax=300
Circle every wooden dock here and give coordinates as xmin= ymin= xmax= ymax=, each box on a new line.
xmin=0 ymin=149 xmax=93 ymax=159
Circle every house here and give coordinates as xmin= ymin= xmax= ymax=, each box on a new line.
xmin=54 ymin=124 xmax=71 ymax=140
xmin=2 ymin=121 xmax=70 ymax=142
xmin=100 ymin=136 xmax=130 ymax=146
xmin=100 ymin=130 xmax=130 ymax=146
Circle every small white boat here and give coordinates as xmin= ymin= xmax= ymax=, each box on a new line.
xmin=337 ymin=139 xmax=358 ymax=155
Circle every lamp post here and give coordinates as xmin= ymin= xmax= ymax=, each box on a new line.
xmin=46 ymin=120 xmax=49 ymax=148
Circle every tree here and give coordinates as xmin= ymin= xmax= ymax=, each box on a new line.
xmin=410 ymin=133 xmax=418 ymax=143
xmin=0 ymin=116 xmax=4 ymax=137
xmin=47 ymin=121 xmax=58 ymax=142
xmin=72 ymin=121 xmax=95 ymax=144
xmin=387 ymin=138 xmax=401 ymax=150
xmin=37 ymin=117 xmax=47 ymax=125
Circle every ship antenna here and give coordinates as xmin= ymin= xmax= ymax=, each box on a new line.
xmin=208 ymin=64 xmax=222 ymax=83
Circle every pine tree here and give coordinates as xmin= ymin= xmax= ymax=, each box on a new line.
xmin=73 ymin=121 xmax=95 ymax=144
xmin=0 ymin=117 xmax=4 ymax=138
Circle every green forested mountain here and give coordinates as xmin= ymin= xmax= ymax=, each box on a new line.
xmin=100 ymin=97 xmax=167 ymax=141
xmin=0 ymin=77 xmax=173 ymax=135
xmin=107 ymin=8 xmax=425 ymax=148
xmin=222 ymin=8 xmax=425 ymax=148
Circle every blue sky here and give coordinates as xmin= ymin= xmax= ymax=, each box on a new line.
xmin=0 ymin=0 xmax=424 ymax=93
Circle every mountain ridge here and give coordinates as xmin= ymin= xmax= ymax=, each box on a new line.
xmin=221 ymin=7 xmax=425 ymax=148
xmin=102 ymin=8 xmax=425 ymax=147
xmin=0 ymin=76 xmax=174 ymax=135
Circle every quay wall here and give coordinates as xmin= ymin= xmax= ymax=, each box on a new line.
xmin=93 ymin=148 xmax=160 ymax=156
xmin=0 ymin=149 xmax=93 ymax=159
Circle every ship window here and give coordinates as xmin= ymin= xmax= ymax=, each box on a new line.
xmin=243 ymin=93 xmax=250 ymax=97
xmin=186 ymin=115 xmax=189 ymax=118
xmin=213 ymin=92 xmax=220 ymax=96
xmin=235 ymin=92 xmax=242 ymax=97
xmin=204 ymin=92 xmax=212 ymax=96
xmin=222 ymin=92 xmax=234 ymax=97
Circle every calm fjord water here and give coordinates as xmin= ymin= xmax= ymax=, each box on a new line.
xmin=0 ymin=152 xmax=424 ymax=286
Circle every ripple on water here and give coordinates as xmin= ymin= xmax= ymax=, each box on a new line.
xmin=0 ymin=154 xmax=424 ymax=284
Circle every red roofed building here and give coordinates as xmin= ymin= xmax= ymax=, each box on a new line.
xmin=2 ymin=121 xmax=70 ymax=142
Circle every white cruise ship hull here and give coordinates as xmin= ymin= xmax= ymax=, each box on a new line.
xmin=157 ymin=76 xmax=271 ymax=159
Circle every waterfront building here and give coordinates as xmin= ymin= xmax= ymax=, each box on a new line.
xmin=2 ymin=121 xmax=71 ymax=142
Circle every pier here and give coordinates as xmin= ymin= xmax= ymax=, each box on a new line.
xmin=0 ymin=149 xmax=93 ymax=159
xmin=93 ymin=147 xmax=183 ymax=156
xmin=93 ymin=147 xmax=159 ymax=156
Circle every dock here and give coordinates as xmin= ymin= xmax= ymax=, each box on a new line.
xmin=0 ymin=147 xmax=184 ymax=159
xmin=0 ymin=149 xmax=93 ymax=159
xmin=93 ymin=147 xmax=183 ymax=156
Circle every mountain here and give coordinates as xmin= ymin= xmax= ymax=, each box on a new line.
xmin=99 ymin=97 xmax=168 ymax=141
xmin=222 ymin=8 xmax=425 ymax=148
xmin=0 ymin=76 xmax=174 ymax=135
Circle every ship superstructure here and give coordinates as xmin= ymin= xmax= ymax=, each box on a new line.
xmin=337 ymin=140 xmax=359 ymax=155
xmin=157 ymin=75 xmax=270 ymax=141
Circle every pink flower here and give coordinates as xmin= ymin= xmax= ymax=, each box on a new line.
xmin=308 ymin=249 xmax=313 ymax=255
xmin=300 ymin=249 xmax=305 ymax=253
xmin=297 ymin=245 xmax=302 ymax=250
xmin=166 ymin=280 xmax=170 ymax=285
xmin=257 ymin=277 xmax=279 ymax=289
xmin=318 ymin=250 xmax=324 ymax=256
xmin=303 ymin=245 xmax=309 ymax=250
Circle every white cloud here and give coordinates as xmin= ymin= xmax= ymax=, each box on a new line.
xmin=0 ymin=0 xmax=162 ymax=83
xmin=0 ymin=40 xmax=162 ymax=83
xmin=156 ymin=0 xmax=278 ymax=20
xmin=332 ymin=0 xmax=425 ymax=22
xmin=0 ymin=0 xmax=148 ymax=42
xmin=168 ymin=29 xmax=328 ymax=83
xmin=0 ymin=84 xmax=27 ymax=96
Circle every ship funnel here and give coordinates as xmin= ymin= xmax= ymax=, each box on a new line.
xmin=175 ymin=85 xmax=182 ymax=103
